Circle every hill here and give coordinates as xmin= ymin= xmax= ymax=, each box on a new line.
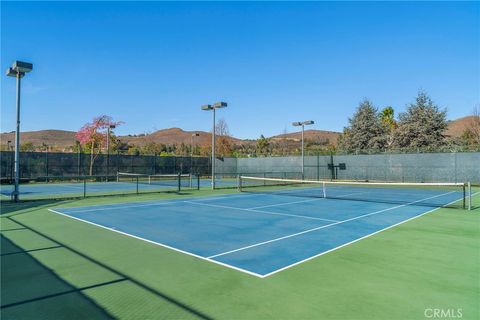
xmin=272 ymin=130 xmax=340 ymax=145
xmin=445 ymin=116 xmax=475 ymax=138
xmin=0 ymin=115 xmax=472 ymax=151
xmin=0 ymin=130 xmax=76 ymax=150
xmin=121 ymin=128 xmax=244 ymax=147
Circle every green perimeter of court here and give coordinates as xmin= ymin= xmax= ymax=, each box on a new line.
xmin=1 ymin=188 xmax=479 ymax=320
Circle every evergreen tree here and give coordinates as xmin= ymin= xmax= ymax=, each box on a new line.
xmin=338 ymin=99 xmax=386 ymax=152
xmin=394 ymin=91 xmax=448 ymax=150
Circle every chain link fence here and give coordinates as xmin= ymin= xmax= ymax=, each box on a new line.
xmin=0 ymin=151 xmax=212 ymax=181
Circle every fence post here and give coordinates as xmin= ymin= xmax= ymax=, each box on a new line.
xmin=45 ymin=147 xmax=48 ymax=183
xmin=131 ymin=154 xmax=134 ymax=173
xmin=77 ymin=145 xmax=81 ymax=181
xmin=116 ymin=150 xmax=120 ymax=175
xmin=153 ymin=153 xmax=157 ymax=174
xmin=177 ymin=172 xmax=181 ymax=192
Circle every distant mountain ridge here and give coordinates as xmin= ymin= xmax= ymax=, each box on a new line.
xmin=0 ymin=116 xmax=472 ymax=151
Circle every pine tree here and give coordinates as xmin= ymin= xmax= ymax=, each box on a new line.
xmin=394 ymin=91 xmax=448 ymax=150
xmin=338 ymin=99 xmax=386 ymax=152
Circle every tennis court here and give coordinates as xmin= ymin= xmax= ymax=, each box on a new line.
xmin=49 ymin=177 xmax=468 ymax=277
xmin=0 ymin=173 xmax=194 ymax=199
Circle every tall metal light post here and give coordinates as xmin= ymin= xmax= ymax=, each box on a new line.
xmin=201 ymin=102 xmax=227 ymax=190
xmin=106 ymin=124 xmax=115 ymax=179
xmin=292 ymin=120 xmax=314 ymax=179
xmin=6 ymin=61 xmax=33 ymax=202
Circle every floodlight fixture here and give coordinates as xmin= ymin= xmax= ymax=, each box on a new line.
xmin=212 ymin=101 xmax=227 ymax=109
xmin=201 ymin=104 xmax=213 ymax=111
xmin=6 ymin=61 xmax=33 ymax=78
xmin=303 ymin=120 xmax=314 ymax=125
xmin=292 ymin=122 xmax=302 ymax=126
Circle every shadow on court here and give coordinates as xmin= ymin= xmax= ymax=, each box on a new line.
xmin=0 ymin=199 xmax=63 ymax=216
xmin=0 ymin=235 xmax=115 ymax=319
xmin=0 ymin=215 xmax=213 ymax=320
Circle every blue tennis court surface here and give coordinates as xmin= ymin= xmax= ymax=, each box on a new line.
xmin=0 ymin=177 xmax=235 ymax=198
xmin=50 ymin=187 xmax=464 ymax=277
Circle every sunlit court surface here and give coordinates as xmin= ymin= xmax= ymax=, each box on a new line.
xmin=49 ymin=181 xmax=471 ymax=277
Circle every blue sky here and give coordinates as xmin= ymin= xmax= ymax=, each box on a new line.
xmin=1 ymin=1 xmax=479 ymax=139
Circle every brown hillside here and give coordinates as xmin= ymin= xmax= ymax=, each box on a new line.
xmin=272 ymin=130 xmax=340 ymax=145
xmin=445 ymin=116 xmax=476 ymax=138
xmin=0 ymin=130 xmax=76 ymax=150
xmin=121 ymin=128 xmax=244 ymax=146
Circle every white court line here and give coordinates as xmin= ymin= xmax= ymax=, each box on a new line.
xmin=184 ymin=201 xmax=339 ymax=223
xmin=58 ymin=200 xmax=186 ymax=213
xmin=207 ymin=191 xmax=456 ymax=259
xmin=47 ymin=208 xmax=264 ymax=278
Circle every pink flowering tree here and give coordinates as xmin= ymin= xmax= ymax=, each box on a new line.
xmin=75 ymin=115 xmax=122 ymax=175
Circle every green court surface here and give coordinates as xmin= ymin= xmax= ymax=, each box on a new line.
xmin=1 ymin=189 xmax=479 ymax=320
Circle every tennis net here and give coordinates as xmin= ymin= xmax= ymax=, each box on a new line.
xmin=117 ymin=172 xmax=197 ymax=190
xmin=238 ymin=176 xmax=471 ymax=209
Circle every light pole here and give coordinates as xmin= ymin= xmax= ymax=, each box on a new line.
xmin=6 ymin=61 xmax=33 ymax=202
xmin=292 ymin=120 xmax=314 ymax=179
xmin=201 ymin=102 xmax=227 ymax=189
xmin=106 ymin=124 xmax=115 ymax=180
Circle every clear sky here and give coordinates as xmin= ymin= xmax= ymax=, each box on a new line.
xmin=1 ymin=1 xmax=479 ymax=139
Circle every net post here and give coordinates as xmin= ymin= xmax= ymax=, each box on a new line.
xmin=83 ymin=178 xmax=86 ymax=198
xmin=322 ymin=181 xmax=326 ymax=198
xmin=136 ymin=176 xmax=139 ymax=194
xmin=197 ymin=174 xmax=200 ymax=190
xmin=237 ymin=175 xmax=242 ymax=192
xmin=463 ymin=183 xmax=466 ymax=209
xmin=468 ymin=182 xmax=471 ymax=211
xmin=116 ymin=172 xmax=119 ymax=182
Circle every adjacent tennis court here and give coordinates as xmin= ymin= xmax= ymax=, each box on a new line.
xmin=0 ymin=173 xmax=194 ymax=199
xmin=50 ymin=178 xmax=468 ymax=277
